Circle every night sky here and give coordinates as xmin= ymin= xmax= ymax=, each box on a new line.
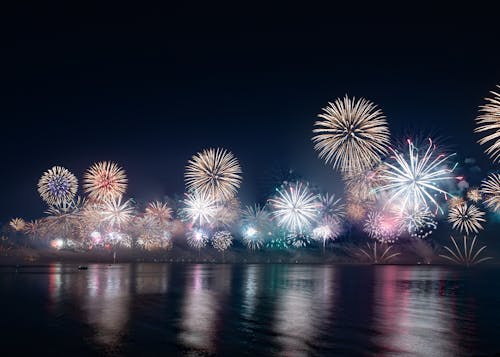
xmin=4 ymin=4 xmax=500 ymax=223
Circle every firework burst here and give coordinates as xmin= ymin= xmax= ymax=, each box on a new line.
xmin=38 ymin=166 xmax=78 ymax=206
xmin=145 ymin=201 xmax=173 ymax=224
xmin=185 ymin=148 xmax=242 ymax=201
xmin=343 ymin=164 xmax=386 ymax=202
xmin=363 ymin=210 xmax=403 ymax=243
xmin=241 ymin=205 xmax=270 ymax=250
xmin=186 ymin=229 xmax=209 ymax=249
xmin=180 ymin=190 xmax=217 ymax=226
xmin=9 ymin=218 xmax=26 ymax=232
xmin=317 ymin=193 xmax=345 ymax=221
xmin=376 ymin=138 xmax=457 ymax=214
xmin=312 ymin=217 xmax=342 ymax=245
xmin=439 ymin=235 xmax=492 ymax=267
xmin=448 ymin=202 xmax=486 ymax=235
xmin=466 ymin=188 xmax=482 ymax=203
xmin=312 ymin=95 xmax=391 ymax=173
xmin=83 ymin=161 xmax=127 ymax=201
xmin=399 ymin=206 xmax=437 ymax=239
xmin=354 ymin=242 xmax=400 ymax=264
xmin=269 ymin=182 xmax=319 ymax=232
xmin=101 ymin=197 xmax=134 ymax=228
xmin=345 ymin=200 xmax=368 ymax=222
xmin=285 ymin=232 xmax=312 ymax=248
xmin=475 ymin=86 xmax=500 ymax=163
xmin=212 ymin=230 xmax=233 ymax=252
xmin=481 ymin=173 xmax=500 ymax=212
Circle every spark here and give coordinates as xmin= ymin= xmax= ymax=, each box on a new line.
xmin=186 ymin=229 xmax=209 ymax=249
xmin=312 ymin=95 xmax=391 ymax=173
xmin=9 ymin=218 xmax=26 ymax=232
xmin=466 ymin=188 xmax=482 ymax=203
xmin=101 ymin=196 xmax=134 ymax=228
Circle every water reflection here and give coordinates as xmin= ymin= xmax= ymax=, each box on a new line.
xmin=273 ymin=266 xmax=337 ymax=356
xmin=178 ymin=264 xmax=231 ymax=354
xmin=30 ymin=263 xmax=495 ymax=356
xmin=371 ymin=267 xmax=467 ymax=357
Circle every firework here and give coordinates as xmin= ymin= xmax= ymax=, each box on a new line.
xmin=317 ymin=193 xmax=345 ymax=221
xmin=448 ymin=196 xmax=465 ymax=208
xmin=448 ymin=202 xmax=486 ymax=235
xmin=285 ymin=232 xmax=312 ymax=248
xmin=185 ymin=148 xmax=242 ymax=201
xmin=345 ymin=200 xmax=367 ymax=221
xmin=439 ymin=235 xmax=492 ymax=267
xmin=9 ymin=218 xmax=26 ymax=232
xmin=45 ymin=198 xmax=85 ymax=239
xmin=145 ymin=201 xmax=173 ymax=223
xmin=363 ymin=210 xmax=403 ymax=243
xmin=38 ymin=166 xmax=78 ymax=206
xmin=466 ymin=188 xmax=482 ymax=203
xmin=213 ymin=198 xmax=241 ymax=228
xmin=186 ymin=229 xmax=209 ymax=249
xmin=180 ymin=190 xmax=217 ymax=226
xmin=269 ymin=182 xmax=319 ymax=232
xmin=24 ymin=220 xmax=43 ymax=239
xmin=399 ymin=206 xmax=437 ymax=239
xmin=475 ymin=86 xmax=500 ymax=163
xmin=312 ymin=217 xmax=342 ymax=242
xmin=481 ymin=173 xmax=500 ymax=212
xmin=101 ymin=197 xmax=134 ymax=228
xmin=83 ymin=161 xmax=127 ymax=201
xmin=343 ymin=164 xmax=386 ymax=202
xmin=242 ymin=226 xmax=265 ymax=250
xmin=376 ymin=138 xmax=457 ymax=213
xmin=354 ymin=242 xmax=400 ymax=264
xmin=312 ymin=95 xmax=390 ymax=173
xmin=212 ymin=230 xmax=233 ymax=252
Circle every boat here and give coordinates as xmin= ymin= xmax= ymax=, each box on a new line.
xmin=77 ymin=265 xmax=88 ymax=270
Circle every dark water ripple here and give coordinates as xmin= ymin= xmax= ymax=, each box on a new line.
xmin=0 ymin=263 xmax=499 ymax=356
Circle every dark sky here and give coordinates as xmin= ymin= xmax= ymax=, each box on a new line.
xmin=3 ymin=3 xmax=500 ymax=222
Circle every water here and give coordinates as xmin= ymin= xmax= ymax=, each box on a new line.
xmin=1 ymin=264 xmax=499 ymax=356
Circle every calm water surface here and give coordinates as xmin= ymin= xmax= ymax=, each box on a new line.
xmin=0 ymin=263 xmax=499 ymax=356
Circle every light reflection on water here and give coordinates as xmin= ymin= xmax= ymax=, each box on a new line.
xmin=0 ymin=263 xmax=498 ymax=356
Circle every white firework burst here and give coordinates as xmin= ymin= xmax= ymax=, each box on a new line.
xmin=475 ymin=85 xmax=500 ymax=163
xmin=186 ymin=229 xmax=209 ymax=249
xmin=212 ymin=230 xmax=233 ymax=252
xmin=481 ymin=173 xmax=500 ymax=212
xmin=185 ymin=148 xmax=242 ymax=201
xmin=312 ymin=95 xmax=391 ymax=173
xmin=101 ymin=196 xmax=134 ymax=228
xmin=268 ymin=182 xmax=319 ymax=232
xmin=180 ymin=190 xmax=217 ymax=226
xmin=376 ymin=138 xmax=457 ymax=213
xmin=448 ymin=202 xmax=486 ymax=235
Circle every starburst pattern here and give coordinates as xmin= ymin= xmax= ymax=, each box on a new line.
xmin=186 ymin=229 xmax=209 ymax=249
xmin=38 ymin=166 xmax=78 ymax=206
xmin=180 ymin=190 xmax=217 ymax=226
xmin=355 ymin=242 xmax=400 ymax=264
xmin=448 ymin=202 xmax=486 ymax=235
xmin=466 ymin=188 xmax=482 ymax=203
xmin=317 ymin=193 xmax=345 ymax=221
xmin=185 ymin=148 xmax=242 ymax=201
xmin=475 ymin=86 xmax=500 ymax=163
xmin=481 ymin=173 xmax=500 ymax=212
xmin=269 ymin=182 xmax=319 ymax=232
xmin=312 ymin=95 xmax=390 ymax=173
xmin=145 ymin=201 xmax=173 ymax=224
xmin=212 ymin=230 xmax=233 ymax=252
xmin=377 ymin=138 xmax=457 ymax=213
xmin=439 ymin=236 xmax=492 ymax=267
xmin=363 ymin=210 xmax=403 ymax=243
xmin=9 ymin=218 xmax=26 ymax=232
xmin=101 ymin=197 xmax=134 ymax=228
xmin=83 ymin=161 xmax=127 ymax=201
xmin=399 ymin=206 xmax=437 ymax=239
